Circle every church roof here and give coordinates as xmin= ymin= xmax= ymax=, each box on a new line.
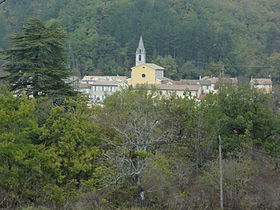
xmin=145 ymin=63 xmax=165 ymax=70
xmin=131 ymin=63 xmax=165 ymax=70
xmin=137 ymin=35 xmax=145 ymax=51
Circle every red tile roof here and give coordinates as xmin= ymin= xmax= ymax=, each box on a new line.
xmin=250 ymin=78 xmax=272 ymax=85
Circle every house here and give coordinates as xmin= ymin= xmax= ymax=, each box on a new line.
xmin=157 ymin=84 xmax=201 ymax=98
xmin=250 ymin=78 xmax=272 ymax=93
xmin=173 ymin=79 xmax=212 ymax=95
xmin=79 ymin=76 xmax=127 ymax=103
xmin=199 ymin=76 xmax=238 ymax=94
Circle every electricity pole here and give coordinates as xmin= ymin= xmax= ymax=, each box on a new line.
xmin=218 ymin=135 xmax=224 ymax=209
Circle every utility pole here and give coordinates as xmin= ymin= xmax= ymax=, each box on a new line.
xmin=218 ymin=135 xmax=224 ymax=209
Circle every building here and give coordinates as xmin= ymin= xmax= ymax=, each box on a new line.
xmin=127 ymin=63 xmax=165 ymax=86
xmin=250 ymin=78 xmax=272 ymax=93
xmin=79 ymin=76 xmax=127 ymax=103
xmin=128 ymin=36 xmax=165 ymax=86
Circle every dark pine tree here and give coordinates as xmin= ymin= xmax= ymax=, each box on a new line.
xmin=3 ymin=17 xmax=76 ymax=98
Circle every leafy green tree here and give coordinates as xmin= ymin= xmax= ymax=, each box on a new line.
xmin=179 ymin=61 xmax=201 ymax=79
xmin=3 ymin=17 xmax=75 ymax=98
xmin=0 ymin=91 xmax=58 ymax=208
xmin=208 ymin=85 xmax=280 ymax=155
xmin=39 ymin=97 xmax=106 ymax=194
xmin=0 ymin=92 xmax=40 ymax=144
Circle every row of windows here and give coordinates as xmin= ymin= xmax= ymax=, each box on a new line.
xmin=91 ymin=86 xmax=117 ymax=92
xmin=90 ymin=95 xmax=106 ymax=101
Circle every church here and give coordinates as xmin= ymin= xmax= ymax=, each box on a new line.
xmin=127 ymin=36 xmax=165 ymax=86
xmin=77 ymin=36 xmax=223 ymax=103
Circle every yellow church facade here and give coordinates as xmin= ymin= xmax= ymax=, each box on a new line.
xmin=127 ymin=63 xmax=164 ymax=86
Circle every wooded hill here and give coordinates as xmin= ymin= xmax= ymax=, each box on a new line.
xmin=1 ymin=0 xmax=280 ymax=80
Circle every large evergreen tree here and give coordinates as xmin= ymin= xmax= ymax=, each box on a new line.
xmin=3 ymin=17 xmax=75 ymax=97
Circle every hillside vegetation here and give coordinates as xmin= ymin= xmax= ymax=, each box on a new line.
xmin=0 ymin=85 xmax=280 ymax=209
xmin=1 ymin=0 xmax=280 ymax=79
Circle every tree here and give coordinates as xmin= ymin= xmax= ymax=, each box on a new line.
xmin=100 ymin=87 xmax=177 ymax=203
xmin=3 ymin=17 xmax=76 ymax=98
xmin=179 ymin=61 xmax=201 ymax=79
xmin=197 ymin=156 xmax=258 ymax=209
xmin=39 ymin=97 xmax=106 ymax=194
xmin=0 ymin=91 xmax=57 ymax=208
xmin=208 ymin=85 xmax=280 ymax=155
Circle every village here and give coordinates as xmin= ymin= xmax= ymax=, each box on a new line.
xmin=74 ymin=36 xmax=273 ymax=104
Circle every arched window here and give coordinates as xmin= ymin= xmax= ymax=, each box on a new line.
xmin=139 ymin=49 xmax=142 ymax=53
xmin=139 ymin=54 xmax=141 ymax=61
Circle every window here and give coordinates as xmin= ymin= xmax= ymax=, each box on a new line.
xmin=142 ymin=73 xmax=146 ymax=78
xmin=139 ymin=54 xmax=141 ymax=61
xmin=155 ymin=70 xmax=163 ymax=79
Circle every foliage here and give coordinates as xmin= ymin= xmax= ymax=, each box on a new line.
xmin=1 ymin=0 xmax=280 ymax=79
xmin=2 ymin=17 xmax=76 ymax=98
xmin=39 ymin=98 xmax=106 ymax=191
xmin=211 ymin=85 xmax=280 ymax=155
xmin=0 ymin=84 xmax=279 ymax=209
xmin=197 ymin=157 xmax=258 ymax=209
xmin=99 ymin=87 xmax=177 ymax=202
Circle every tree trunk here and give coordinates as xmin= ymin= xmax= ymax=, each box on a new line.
xmin=135 ymin=174 xmax=145 ymax=202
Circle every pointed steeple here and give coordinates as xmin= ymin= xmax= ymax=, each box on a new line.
xmin=135 ymin=35 xmax=146 ymax=66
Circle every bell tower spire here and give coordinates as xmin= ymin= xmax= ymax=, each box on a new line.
xmin=135 ymin=35 xmax=146 ymax=66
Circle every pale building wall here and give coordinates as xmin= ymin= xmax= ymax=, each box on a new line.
xmin=129 ymin=64 xmax=160 ymax=86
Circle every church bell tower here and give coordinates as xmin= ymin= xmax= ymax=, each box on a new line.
xmin=135 ymin=35 xmax=146 ymax=66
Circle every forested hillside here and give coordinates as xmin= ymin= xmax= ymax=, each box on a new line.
xmin=1 ymin=0 xmax=280 ymax=79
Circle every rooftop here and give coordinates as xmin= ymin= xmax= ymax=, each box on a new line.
xmin=157 ymin=84 xmax=200 ymax=91
xmin=131 ymin=63 xmax=165 ymax=70
xmin=82 ymin=76 xmax=127 ymax=82
xmin=250 ymin=78 xmax=272 ymax=85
